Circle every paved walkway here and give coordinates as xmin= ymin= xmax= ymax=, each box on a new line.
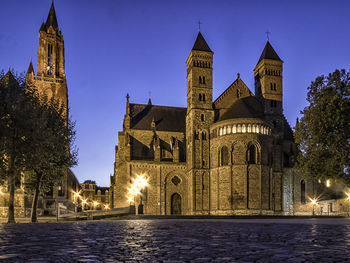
xmin=0 ymin=218 xmax=349 ymax=262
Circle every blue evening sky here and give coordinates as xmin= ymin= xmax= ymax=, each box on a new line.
xmin=1 ymin=0 xmax=349 ymax=186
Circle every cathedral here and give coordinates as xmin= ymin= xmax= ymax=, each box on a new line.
xmin=111 ymin=30 xmax=314 ymax=216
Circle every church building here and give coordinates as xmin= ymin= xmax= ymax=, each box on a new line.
xmin=111 ymin=31 xmax=314 ymax=215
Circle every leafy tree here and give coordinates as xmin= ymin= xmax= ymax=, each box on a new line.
xmin=295 ymin=69 xmax=350 ymax=185
xmin=0 ymin=70 xmax=78 ymax=223
xmin=0 ymin=71 xmax=31 ymax=223
xmin=23 ymin=91 xmax=78 ymax=222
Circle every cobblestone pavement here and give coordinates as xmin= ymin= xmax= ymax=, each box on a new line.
xmin=0 ymin=218 xmax=350 ymax=263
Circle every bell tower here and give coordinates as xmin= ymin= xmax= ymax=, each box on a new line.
xmin=254 ymin=40 xmax=284 ymax=137
xmin=186 ymin=31 xmax=214 ymax=214
xmin=26 ymin=2 xmax=68 ymax=115
xmin=254 ymin=40 xmax=283 ymax=115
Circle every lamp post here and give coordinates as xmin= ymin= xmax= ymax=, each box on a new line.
xmin=127 ymin=174 xmax=148 ymax=215
xmin=311 ymin=199 xmax=317 ymax=216
xmin=73 ymin=191 xmax=81 ymax=213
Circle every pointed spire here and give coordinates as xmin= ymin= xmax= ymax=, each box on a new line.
xmin=45 ymin=1 xmax=59 ymax=30
xmin=0 ymin=69 xmax=19 ymax=88
xmin=27 ymin=59 xmax=34 ymax=75
xmin=192 ymin=31 xmax=212 ymax=52
xmin=257 ymin=41 xmax=282 ymax=64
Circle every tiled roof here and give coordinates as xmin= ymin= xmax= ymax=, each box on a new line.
xmin=192 ymin=32 xmax=212 ymax=52
xmin=257 ymin=41 xmax=282 ymax=64
xmin=130 ymin=104 xmax=186 ymax=132
xmin=217 ymin=96 xmax=265 ymax=121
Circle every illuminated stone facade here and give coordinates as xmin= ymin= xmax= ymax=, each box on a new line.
xmin=111 ymin=32 xmax=319 ymax=215
xmin=80 ymin=181 xmax=110 ymax=210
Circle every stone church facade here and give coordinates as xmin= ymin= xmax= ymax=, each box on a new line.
xmin=111 ymin=32 xmax=316 ymax=215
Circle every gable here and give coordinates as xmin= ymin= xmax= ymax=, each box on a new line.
xmin=214 ymin=77 xmax=253 ymax=110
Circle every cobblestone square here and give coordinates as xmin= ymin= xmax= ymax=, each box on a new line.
xmin=0 ymin=218 xmax=350 ymax=262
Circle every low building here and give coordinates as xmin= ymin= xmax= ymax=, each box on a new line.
xmin=80 ymin=180 xmax=110 ymax=211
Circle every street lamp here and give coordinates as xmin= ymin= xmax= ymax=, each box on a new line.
xmin=126 ymin=173 xmax=148 ymax=215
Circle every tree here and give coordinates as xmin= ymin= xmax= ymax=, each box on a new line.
xmin=294 ymin=69 xmax=350 ymax=185
xmin=0 ymin=70 xmax=31 ymax=223
xmin=0 ymin=70 xmax=78 ymax=223
xmin=23 ymin=91 xmax=78 ymax=222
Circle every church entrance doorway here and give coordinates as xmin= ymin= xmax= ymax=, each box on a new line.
xmin=171 ymin=193 xmax=182 ymax=215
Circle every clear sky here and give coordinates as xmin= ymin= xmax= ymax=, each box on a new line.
xmin=1 ymin=0 xmax=349 ymax=186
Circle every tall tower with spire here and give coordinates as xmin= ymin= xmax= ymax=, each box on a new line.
xmin=185 ymin=31 xmax=214 ymax=214
xmin=254 ymin=40 xmax=284 ymax=136
xmin=26 ymin=2 xmax=68 ymax=115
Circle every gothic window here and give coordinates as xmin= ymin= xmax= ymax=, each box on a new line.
xmin=202 ymin=94 xmax=206 ymax=101
xmin=247 ymin=124 xmax=252 ymax=133
xmin=273 ymin=83 xmax=276 ymax=91
xmin=247 ymin=145 xmax=256 ymax=164
xmin=273 ymin=120 xmax=277 ymax=128
xmin=270 ymin=83 xmax=273 ymax=90
xmin=301 ymin=180 xmax=306 ymax=204
xmin=219 ymin=127 xmax=222 ymax=136
xmin=199 ymin=94 xmax=202 ymax=101
xmin=242 ymin=124 xmax=246 ymax=133
xmin=208 ymin=63 xmax=211 ymax=68
xmin=223 ymin=126 xmax=226 ymax=135
xmin=270 ymin=100 xmax=277 ymax=108
xmin=199 ymin=76 xmax=202 ymax=84
xmin=47 ymin=44 xmax=53 ymax=75
xmin=202 ymin=132 xmax=206 ymax=140
xmin=201 ymin=114 xmax=204 ymax=122
xmin=220 ymin=146 xmax=229 ymax=166
xmin=194 ymin=132 xmax=199 ymax=140
xmin=193 ymin=61 xmax=195 ymax=66
xmin=203 ymin=76 xmax=206 ymax=84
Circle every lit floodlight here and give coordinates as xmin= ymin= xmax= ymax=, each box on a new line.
xmin=347 ymin=194 xmax=350 ymax=200
xmin=93 ymin=201 xmax=98 ymax=206
xmin=82 ymin=199 xmax=87 ymax=204
xmin=311 ymin=199 xmax=317 ymax=205
xmin=104 ymin=204 xmax=110 ymax=209
xmin=127 ymin=196 xmax=133 ymax=203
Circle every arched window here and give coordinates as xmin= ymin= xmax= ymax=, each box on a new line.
xmin=270 ymin=83 xmax=273 ymax=90
xmin=201 ymin=114 xmax=204 ymax=121
xmin=247 ymin=145 xmax=256 ymax=164
xmin=202 ymin=132 xmax=206 ymax=140
xmin=203 ymin=76 xmax=206 ymax=84
xmin=199 ymin=94 xmax=202 ymax=101
xmin=273 ymin=83 xmax=276 ymax=91
xmin=231 ymin=147 xmax=234 ymax=165
xmin=220 ymin=146 xmax=229 ymax=166
xmin=199 ymin=76 xmax=202 ymax=84
xmin=301 ymin=180 xmax=306 ymax=204
xmin=193 ymin=61 xmax=196 ymax=66
xmin=202 ymin=94 xmax=206 ymax=101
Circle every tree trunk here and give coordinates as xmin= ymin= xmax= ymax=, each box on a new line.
xmin=7 ymin=173 xmax=15 ymax=223
xmin=30 ymin=180 xmax=41 ymax=223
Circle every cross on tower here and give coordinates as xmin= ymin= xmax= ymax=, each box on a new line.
xmin=265 ymin=30 xmax=270 ymax=41
xmin=198 ymin=20 xmax=202 ymax=32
